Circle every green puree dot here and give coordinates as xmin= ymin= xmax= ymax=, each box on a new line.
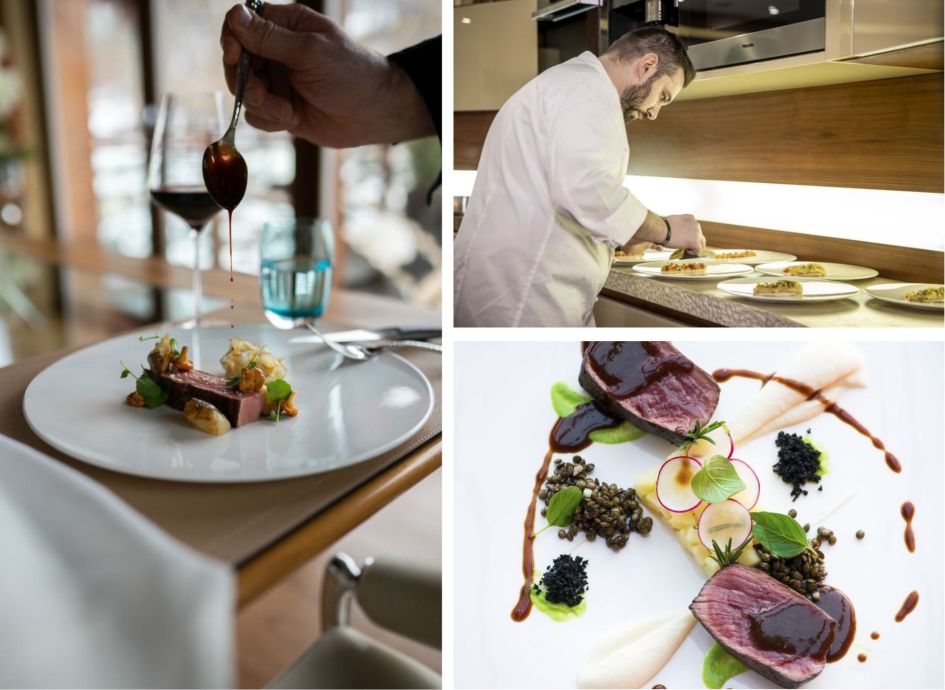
xmin=703 ymin=643 xmax=747 ymax=689
xmin=804 ymin=436 xmax=830 ymax=475
xmin=529 ymin=587 xmax=587 ymax=622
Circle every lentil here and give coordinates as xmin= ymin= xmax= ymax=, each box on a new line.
xmin=856 ymin=530 xmax=865 ymax=540
xmin=540 ymin=455 xmax=651 ymax=550
xmin=753 ymin=525 xmax=837 ymax=600
xmin=773 ymin=431 xmax=823 ymax=501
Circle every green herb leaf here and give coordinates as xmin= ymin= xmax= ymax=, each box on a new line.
xmin=137 ymin=335 xmax=160 ymax=342
xmin=681 ymin=419 xmax=727 ymax=449
xmin=545 ymin=486 xmax=583 ymax=527
xmin=225 ymin=376 xmax=241 ymax=389
xmin=550 ymin=382 xmax=591 ymax=418
xmin=170 ymin=338 xmax=180 ymax=357
xmin=248 ymin=356 xmax=258 ymax=369
xmin=267 ymin=379 xmax=292 ymax=403
xmin=751 ymin=511 xmax=811 ymax=558
xmin=708 ymin=537 xmax=749 ymax=569
xmin=120 ymin=368 xmax=132 ymax=379
xmin=691 ymin=455 xmax=746 ymax=504
xmin=135 ymin=375 xmax=167 ymax=409
xmin=702 ymin=643 xmax=747 ymax=689
xmin=589 ymin=420 xmax=645 ymax=444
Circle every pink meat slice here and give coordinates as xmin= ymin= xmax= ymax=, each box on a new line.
xmin=690 ymin=565 xmax=837 ymax=688
xmin=150 ymin=368 xmax=265 ymax=428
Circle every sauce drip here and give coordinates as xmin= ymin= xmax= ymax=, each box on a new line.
xmin=586 ymin=342 xmax=693 ymax=399
xmin=857 ymin=653 xmax=867 ymax=663
xmin=550 ymin=402 xmax=622 ymax=452
xmin=895 ymin=591 xmax=919 ymax=622
xmin=228 ymin=210 xmax=235 ymax=283
xmin=870 ymin=631 xmax=880 ymax=640
xmin=511 ymin=450 xmax=554 ymax=621
xmin=747 ymin=600 xmax=835 ymax=659
xmin=901 ymin=501 xmax=916 ymax=553
xmin=814 ymin=586 xmax=856 ymax=662
xmin=653 ymin=685 xmax=667 ymax=688
xmin=202 ymin=142 xmax=247 ymax=286
xmin=713 ymin=368 xmax=901 ymax=473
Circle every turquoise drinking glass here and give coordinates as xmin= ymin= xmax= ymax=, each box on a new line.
xmin=260 ymin=219 xmax=334 ymax=328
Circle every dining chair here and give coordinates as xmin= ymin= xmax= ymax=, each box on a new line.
xmin=267 ymin=552 xmax=441 ymax=689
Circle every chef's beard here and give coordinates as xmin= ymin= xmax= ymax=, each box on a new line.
xmin=621 ymin=77 xmax=656 ymax=123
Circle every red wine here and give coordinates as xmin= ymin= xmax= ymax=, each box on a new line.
xmin=151 ymin=186 xmax=220 ymax=229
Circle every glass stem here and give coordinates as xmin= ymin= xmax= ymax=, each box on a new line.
xmin=192 ymin=226 xmax=202 ymax=327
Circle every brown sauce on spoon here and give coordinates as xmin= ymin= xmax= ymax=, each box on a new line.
xmin=814 ymin=586 xmax=857 ymax=662
xmin=202 ymin=141 xmax=247 ymax=283
xmin=901 ymin=501 xmax=916 ymax=552
xmin=895 ymin=591 xmax=919 ymax=622
xmin=712 ymin=368 xmax=901 ymax=473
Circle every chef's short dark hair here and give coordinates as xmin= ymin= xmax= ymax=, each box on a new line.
xmin=604 ymin=26 xmax=696 ymax=86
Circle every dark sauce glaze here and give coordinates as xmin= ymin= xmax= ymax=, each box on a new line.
xmin=901 ymin=501 xmax=916 ymax=553
xmin=747 ymin=599 xmax=835 ymax=658
xmin=895 ymin=591 xmax=919 ymax=622
xmin=712 ymin=368 xmax=901 ymax=473
xmin=550 ymin=402 xmax=622 ymax=452
xmin=511 ymin=450 xmax=554 ymax=621
xmin=815 ymin=586 xmax=857 ymax=662
xmin=586 ymin=341 xmax=693 ymax=399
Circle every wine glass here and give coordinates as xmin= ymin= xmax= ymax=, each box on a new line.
xmin=148 ymin=93 xmax=226 ymax=332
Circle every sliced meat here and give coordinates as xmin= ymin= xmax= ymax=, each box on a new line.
xmin=690 ymin=564 xmax=837 ymax=688
xmin=578 ymin=342 xmax=719 ymax=445
xmin=149 ymin=368 xmax=265 ymax=428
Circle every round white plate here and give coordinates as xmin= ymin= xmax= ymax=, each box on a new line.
xmin=718 ymin=277 xmax=860 ymax=302
xmin=23 ymin=326 xmax=435 ymax=483
xmin=613 ymin=249 xmax=674 ymax=265
xmin=757 ymin=261 xmax=879 ymax=281
xmin=865 ymin=283 xmax=945 ymax=311
xmin=633 ymin=260 xmax=754 ymax=280
xmin=704 ymin=248 xmax=797 ymax=265
xmin=454 ymin=342 xmax=944 ymax=689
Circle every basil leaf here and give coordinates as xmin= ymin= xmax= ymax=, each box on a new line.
xmin=545 ymin=486 xmax=583 ymax=527
xmin=267 ymin=380 xmax=292 ymax=402
xmin=120 ymin=368 xmax=132 ymax=379
xmin=751 ymin=511 xmax=810 ymax=558
xmin=691 ymin=455 xmax=746 ymax=504
xmin=589 ymin=420 xmax=645 ymax=444
xmin=550 ymin=382 xmax=590 ymax=418
xmin=135 ymin=377 xmax=167 ymax=409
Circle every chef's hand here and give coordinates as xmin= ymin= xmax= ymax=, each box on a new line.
xmin=220 ymin=3 xmax=434 ymax=147
xmin=664 ymin=214 xmax=706 ymax=255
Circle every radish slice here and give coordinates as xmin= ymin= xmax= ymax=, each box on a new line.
xmin=697 ymin=500 xmax=752 ymax=551
xmin=728 ymin=458 xmax=760 ymax=510
xmin=656 ymin=456 xmax=703 ymax=513
xmin=725 ymin=425 xmax=735 ymax=459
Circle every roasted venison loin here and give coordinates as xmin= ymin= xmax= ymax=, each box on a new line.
xmin=578 ymin=342 xmax=720 ymax=445
xmin=149 ymin=368 xmax=264 ymax=428
xmin=690 ymin=564 xmax=837 ymax=688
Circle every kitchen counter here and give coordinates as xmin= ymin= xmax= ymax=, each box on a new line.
xmin=602 ymin=266 xmax=944 ymax=328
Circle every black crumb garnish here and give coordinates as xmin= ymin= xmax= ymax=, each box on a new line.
xmin=533 ymin=555 xmax=588 ymax=607
xmin=773 ymin=431 xmax=822 ymax=501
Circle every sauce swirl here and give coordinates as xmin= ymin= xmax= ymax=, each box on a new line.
xmin=895 ymin=591 xmax=919 ymax=622
xmin=712 ymin=368 xmax=901 ymax=473
xmin=511 ymin=450 xmax=555 ymax=621
xmin=901 ymin=501 xmax=916 ymax=553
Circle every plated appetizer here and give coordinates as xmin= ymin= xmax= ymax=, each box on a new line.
xmin=904 ymin=286 xmax=944 ymax=303
xmin=709 ymin=249 xmax=757 ymax=260
xmin=754 ymin=280 xmax=803 ymax=296
xmin=512 ymin=341 xmax=916 ymax=689
xmin=661 ymin=261 xmax=707 ymax=275
xmin=121 ymin=334 xmax=298 ymax=436
xmin=783 ymin=263 xmax=827 ymax=277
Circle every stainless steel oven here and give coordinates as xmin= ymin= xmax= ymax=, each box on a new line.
xmin=609 ymin=0 xmax=827 ymax=71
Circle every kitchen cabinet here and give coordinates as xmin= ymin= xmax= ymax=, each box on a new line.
xmin=454 ymin=0 xmax=538 ymax=111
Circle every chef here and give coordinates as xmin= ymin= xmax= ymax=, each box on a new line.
xmin=454 ymin=26 xmax=704 ymax=327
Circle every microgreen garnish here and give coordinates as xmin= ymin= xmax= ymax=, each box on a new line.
xmin=709 ymin=537 xmax=749 ymax=569
xmin=267 ymin=379 xmax=292 ymax=422
xmin=137 ymin=335 xmax=160 ymax=342
xmin=751 ymin=511 xmax=813 ymax=558
xmin=681 ymin=420 xmax=727 ymax=449
xmin=225 ymin=375 xmax=241 ymax=389
xmin=691 ymin=455 xmax=746 ymax=504
xmin=118 ymin=361 xmax=167 ymax=409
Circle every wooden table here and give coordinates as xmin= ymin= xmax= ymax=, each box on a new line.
xmin=0 ymin=236 xmax=442 ymax=609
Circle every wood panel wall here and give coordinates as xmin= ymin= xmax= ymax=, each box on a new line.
xmin=454 ymin=73 xmax=944 ymax=194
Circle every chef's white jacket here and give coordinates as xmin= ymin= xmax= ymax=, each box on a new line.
xmin=454 ymin=52 xmax=649 ymax=327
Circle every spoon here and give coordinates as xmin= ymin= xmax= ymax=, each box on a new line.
xmin=202 ymin=0 xmax=262 ymax=211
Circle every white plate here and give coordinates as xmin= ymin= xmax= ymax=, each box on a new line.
xmin=454 ymin=342 xmax=944 ymax=689
xmin=865 ymin=283 xmax=945 ymax=311
xmin=23 ymin=326 xmax=435 ymax=483
xmin=633 ymin=260 xmax=754 ymax=280
xmin=757 ymin=261 xmax=879 ymax=281
xmin=718 ymin=277 xmax=860 ymax=302
xmin=612 ymin=249 xmax=674 ymax=265
xmin=704 ymin=248 xmax=797 ymax=265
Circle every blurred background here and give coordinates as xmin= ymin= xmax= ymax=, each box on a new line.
xmin=0 ymin=0 xmax=441 ymax=367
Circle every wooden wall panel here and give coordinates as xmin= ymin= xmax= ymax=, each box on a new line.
xmin=627 ymin=73 xmax=943 ymax=193
xmin=704 ymin=221 xmax=944 ymax=284
xmin=455 ymin=74 xmax=943 ymax=193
